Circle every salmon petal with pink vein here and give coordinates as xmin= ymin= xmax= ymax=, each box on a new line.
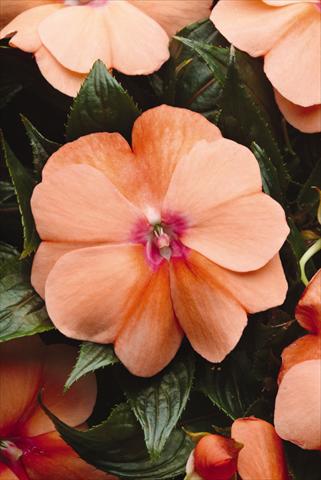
xmin=231 ymin=417 xmax=289 ymax=480
xmin=0 ymin=4 xmax=61 ymax=52
xmin=264 ymin=11 xmax=321 ymax=106
xmin=275 ymin=359 xmax=321 ymax=450
xmin=20 ymin=344 xmax=97 ymax=438
xmin=211 ymin=0 xmax=309 ymax=57
xmin=38 ymin=1 xmax=169 ymax=75
xmin=170 ymin=251 xmax=248 ymax=363
xmin=22 ymin=431 xmax=115 ymax=480
xmin=44 ymin=244 xmax=152 ymax=344
xmin=31 ymin=164 xmax=145 ymax=243
xmin=275 ymin=91 xmax=321 ymax=134
xmin=115 ymin=263 xmax=183 ymax=377
xmin=130 ymin=0 xmax=212 ymax=36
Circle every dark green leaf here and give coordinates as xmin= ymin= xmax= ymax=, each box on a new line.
xmin=1 ymin=134 xmax=38 ymax=257
xmin=66 ymin=60 xmax=141 ymax=141
xmin=297 ymin=158 xmax=321 ymax=209
xmin=65 ymin=342 xmax=118 ymax=391
xmin=21 ymin=115 xmax=60 ymax=179
xmin=251 ymin=142 xmax=284 ymax=204
xmin=0 ymin=180 xmax=16 ymax=207
xmin=119 ymin=350 xmax=195 ymax=459
xmin=41 ymin=401 xmax=192 ymax=479
xmin=174 ymin=36 xmax=228 ymax=86
xmin=0 ymin=242 xmax=19 ymax=266
xmin=199 ymin=350 xmax=258 ymax=420
xmin=0 ymin=244 xmax=53 ymax=342
xmin=218 ymin=48 xmax=289 ymax=190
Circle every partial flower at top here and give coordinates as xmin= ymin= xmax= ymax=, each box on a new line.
xmin=30 ymin=105 xmax=289 ymax=377
xmin=0 ymin=0 xmax=212 ymax=96
xmin=211 ymin=0 xmax=321 ymax=133
xmin=274 ymin=269 xmax=321 ymax=451
xmin=0 ymin=336 xmax=116 ymax=480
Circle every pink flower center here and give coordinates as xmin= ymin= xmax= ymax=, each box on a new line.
xmin=131 ymin=212 xmax=188 ymax=270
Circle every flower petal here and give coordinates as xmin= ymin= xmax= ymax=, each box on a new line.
xmin=115 ymin=262 xmax=182 ymax=377
xmin=38 ymin=5 xmax=111 ymax=74
xmin=211 ymin=0 xmax=308 ymax=57
xmin=45 ymin=244 xmax=152 ymax=343
xmin=275 ymin=90 xmax=321 ymax=133
xmin=183 ymin=253 xmax=287 ymax=315
xmin=263 ymin=0 xmax=318 ymax=5
xmin=39 ymin=1 xmax=170 ymax=75
xmin=31 ymin=164 xmax=144 ymax=243
xmin=101 ymin=0 xmax=170 ymax=75
xmin=0 ymin=4 xmax=61 ymax=52
xmin=129 ymin=0 xmax=212 ymax=36
xmin=295 ymin=269 xmax=321 ymax=334
xmin=21 ymin=344 xmax=97 ymax=437
xmin=31 ymin=241 xmax=89 ymax=298
xmin=163 ymin=138 xmax=262 ymax=219
xmin=0 ymin=464 xmax=16 ymax=480
xmin=278 ymin=334 xmax=321 ymax=384
xmin=264 ymin=10 xmax=321 ymax=106
xmin=35 ymin=46 xmax=85 ymax=97
xmin=231 ymin=417 xmax=289 ymax=480
xmin=0 ymin=337 xmax=44 ymax=437
xmin=132 ymin=105 xmax=221 ymax=212
xmin=42 ymin=133 xmax=139 ymax=204
xmin=22 ymin=431 xmax=116 ymax=480
xmin=181 ymin=193 xmax=289 ymax=272
xmin=170 ymin=250 xmax=248 ymax=363
xmin=274 ymin=359 xmax=321 ymax=450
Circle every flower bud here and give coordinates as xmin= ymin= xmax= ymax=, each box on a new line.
xmin=192 ymin=434 xmax=242 ymax=480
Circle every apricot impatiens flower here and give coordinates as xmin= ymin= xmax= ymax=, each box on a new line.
xmin=274 ymin=269 xmax=321 ymax=450
xmin=30 ymin=105 xmax=289 ymax=377
xmin=211 ymin=0 xmax=321 ymax=133
xmin=185 ymin=418 xmax=289 ymax=480
xmin=0 ymin=0 xmax=212 ymax=96
xmin=0 ymin=336 xmax=116 ymax=480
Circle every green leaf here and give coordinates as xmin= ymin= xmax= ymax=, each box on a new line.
xmin=218 ymin=48 xmax=289 ymax=190
xmin=251 ymin=142 xmax=284 ymax=204
xmin=0 ymin=243 xmax=53 ymax=342
xmin=65 ymin=342 xmax=118 ymax=391
xmin=21 ymin=115 xmax=60 ymax=179
xmin=41 ymin=401 xmax=192 ymax=479
xmin=199 ymin=350 xmax=258 ymax=420
xmin=0 ymin=242 xmax=19 ymax=266
xmin=119 ymin=349 xmax=195 ymax=459
xmin=1 ymin=134 xmax=38 ymax=257
xmin=0 ymin=180 xmax=16 ymax=207
xmin=168 ymin=24 xmax=228 ymax=121
xmin=174 ymin=36 xmax=228 ymax=86
xmin=297 ymin=158 xmax=321 ymax=209
xmin=150 ymin=19 xmax=226 ymax=111
xmin=66 ymin=60 xmax=141 ymax=141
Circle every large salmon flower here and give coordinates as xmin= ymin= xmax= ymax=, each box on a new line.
xmin=0 ymin=336 xmax=116 ymax=480
xmin=185 ymin=418 xmax=289 ymax=480
xmin=211 ymin=0 xmax=321 ymax=133
xmin=30 ymin=105 xmax=289 ymax=377
xmin=274 ymin=269 xmax=321 ymax=450
xmin=0 ymin=0 xmax=212 ymax=96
